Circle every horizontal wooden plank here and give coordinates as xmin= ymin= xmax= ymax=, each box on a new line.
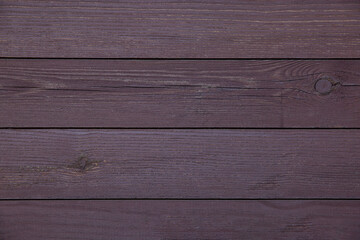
xmin=1 ymin=60 xmax=360 ymax=127
xmin=1 ymin=130 xmax=359 ymax=199
xmin=0 ymin=200 xmax=359 ymax=239
xmin=1 ymin=0 xmax=360 ymax=58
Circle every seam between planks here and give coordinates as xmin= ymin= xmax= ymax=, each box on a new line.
xmin=1 ymin=58 xmax=360 ymax=60
xmin=1 ymin=198 xmax=360 ymax=201
xmin=2 ymin=127 xmax=360 ymax=130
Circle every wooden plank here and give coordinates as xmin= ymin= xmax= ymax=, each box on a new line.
xmin=1 ymin=129 xmax=359 ymax=199
xmin=1 ymin=60 xmax=360 ymax=128
xmin=1 ymin=0 xmax=360 ymax=58
xmin=0 ymin=200 xmax=359 ymax=239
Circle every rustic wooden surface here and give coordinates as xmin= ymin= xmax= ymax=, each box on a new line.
xmin=1 ymin=129 xmax=359 ymax=199
xmin=1 ymin=60 xmax=360 ymax=128
xmin=1 ymin=0 xmax=360 ymax=58
xmin=0 ymin=200 xmax=359 ymax=240
xmin=1 ymin=0 xmax=359 ymax=238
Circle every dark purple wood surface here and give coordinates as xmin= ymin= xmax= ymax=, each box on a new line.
xmin=0 ymin=200 xmax=359 ymax=240
xmin=1 ymin=0 xmax=360 ymax=58
xmin=1 ymin=60 xmax=360 ymax=127
xmin=1 ymin=129 xmax=359 ymax=199
xmin=1 ymin=0 xmax=359 ymax=238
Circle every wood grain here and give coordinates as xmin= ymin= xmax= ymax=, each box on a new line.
xmin=0 ymin=200 xmax=359 ymax=239
xmin=1 ymin=129 xmax=359 ymax=199
xmin=1 ymin=60 xmax=360 ymax=127
xmin=1 ymin=0 xmax=360 ymax=58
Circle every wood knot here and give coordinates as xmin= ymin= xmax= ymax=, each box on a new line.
xmin=68 ymin=155 xmax=98 ymax=173
xmin=314 ymin=78 xmax=333 ymax=95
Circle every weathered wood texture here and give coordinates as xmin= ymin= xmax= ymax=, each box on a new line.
xmin=1 ymin=130 xmax=359 ymax=199
xmin=1 ymin=0 xmax=360 ymax=58
xmin=1 ymin=60 xmax=360 ymax=127
xmin=0 ymin=200 xmax=359 ymax=240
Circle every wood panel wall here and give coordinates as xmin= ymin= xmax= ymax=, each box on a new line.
xmin=0 ymin=0 xmax=359 ymax=239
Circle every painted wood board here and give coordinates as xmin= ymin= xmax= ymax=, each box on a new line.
xmin=1 ymin=129 xmax=359 ymax=199
xmin=1 ymin=0 xmax=360 ymax=58
xmin=1 ymin=60 xmax=359 ymax=127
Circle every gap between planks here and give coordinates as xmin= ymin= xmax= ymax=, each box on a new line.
xmin=1 ymin=198 xmax=360 ymax=201
xmin=1 ymin=58 xmax=360 ymax=60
